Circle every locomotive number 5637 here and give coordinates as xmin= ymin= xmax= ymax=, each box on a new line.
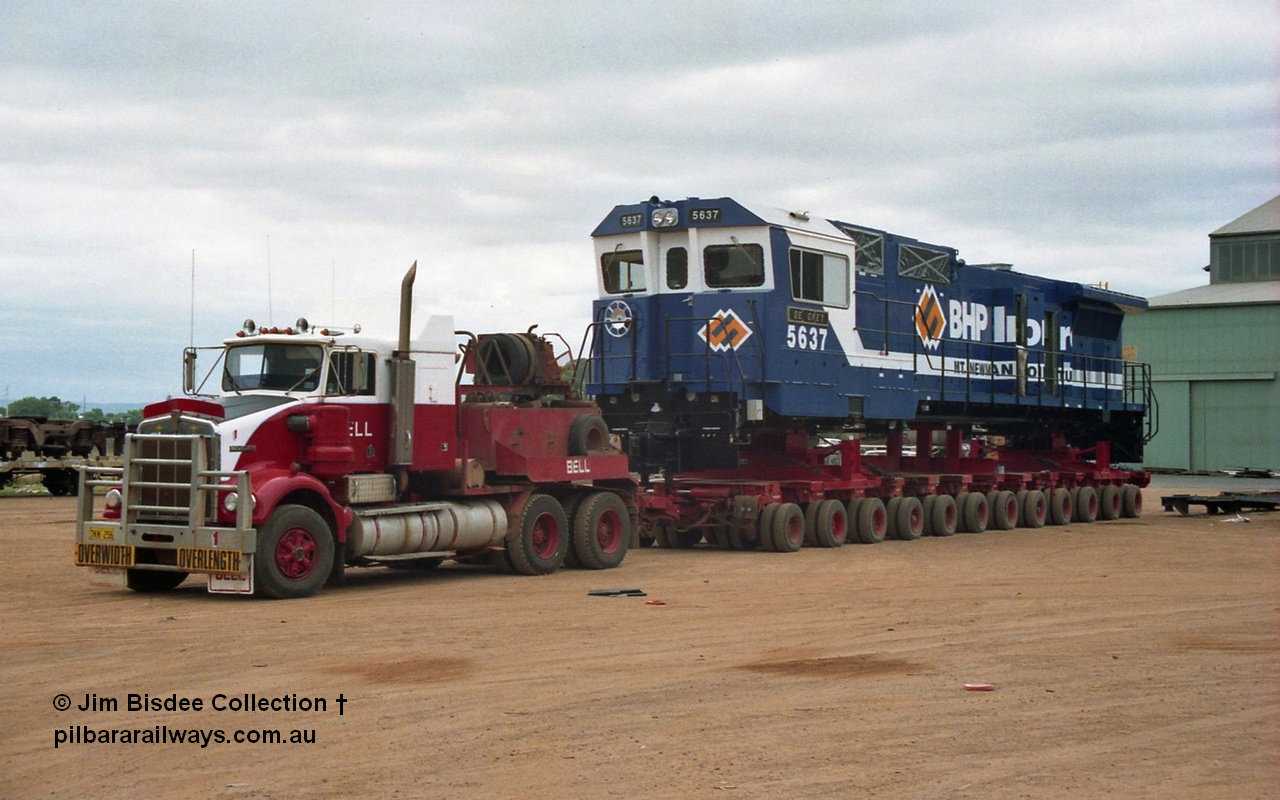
xmin=786 ymin=324 xmax=828 ymax=351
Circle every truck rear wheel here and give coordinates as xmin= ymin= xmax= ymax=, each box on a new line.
xmin=506 ymin=494 xmax=568 ymax=575
xmin=572 ymin=492 xmax=629 ymax=569
xmin=126 ymin=570 xmax=189 ymax=593
xmin=257 ymin=504 xmax=335 ymax=599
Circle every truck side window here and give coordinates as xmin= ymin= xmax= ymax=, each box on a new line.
xmin=326 ymin=352 xmax=376 ymax=395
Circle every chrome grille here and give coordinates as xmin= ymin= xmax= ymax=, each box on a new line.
xmin=126 ymin=433 xmax=209 ymax=526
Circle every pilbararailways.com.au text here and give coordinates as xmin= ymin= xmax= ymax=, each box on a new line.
xmin=51 ymin=692 xmax=348 ymax=749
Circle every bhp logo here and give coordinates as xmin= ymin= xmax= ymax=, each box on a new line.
xmin=698 ymin=309 xmax=754 ymax=352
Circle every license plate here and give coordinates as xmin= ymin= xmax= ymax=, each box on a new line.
xmin=208 ymin=555 xmax=254 ymax=594
xmin=88 ymin=567 xmax=127 ymax=588
xmin=75 ymin=543 xmax=135 ymax=568
xmin=177 ymin=547 xmax=243 ymax=574
xmin=87 ymin=525 xmax=116 ymax=541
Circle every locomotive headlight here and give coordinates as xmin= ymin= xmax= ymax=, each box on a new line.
xmin=104 ymin=488 xmax=122 ymax=510
xmin=652 ymin=208 xmax=679 ymax=228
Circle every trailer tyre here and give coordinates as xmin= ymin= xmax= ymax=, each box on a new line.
xmin=960 ymin=492 xmax=988 ymax=533
xmin=1121 ymin=484 xmax=1142 ymax=518
xmin=506 ymin=494 xmax=569 ymax=575
xmin=812 ymin=499 xmax=848 ymax=548
xmin=1044 ymin=486 xmax=1075 ymax=524
xmin=257 ymin=504 xmax=336 ymax=599
xmin=892 ymin=496 xmax=924 ymax=540
xmin=1020 ymin=490 xmax=1047 ymax=529
xmin=1099 ymin=485 xmax=1122 ymax=521
xmin=991 ymin=490 xmax=1018 ymax=531
xmin=1072 ymin=486 xmax=1098 ymax=523
xmin=854 ymin=497 xmax=887 ymax=544
xmin=769 ymin=503 xmax=805 ymax=553
xmin=125 ymin=570 xmax=189 ymax=593
xmin=927 ymin=495 xmax=958 ymax=536
xmin=572 ymin=492 xmax=629 ymax=569
xmin=803 ymin=502 xmax=821 ymax=546
xmin=725 ymin=524 xmax=753 ymax=551
xmin=758 ymin=503 xmax=780 ymax=551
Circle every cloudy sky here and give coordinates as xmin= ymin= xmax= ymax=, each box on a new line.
xmin=2 ymin=1 xmax=1276 ymax=406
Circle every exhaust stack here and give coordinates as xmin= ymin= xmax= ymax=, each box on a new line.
xmin=390 ymin=262 xmax=417 ymax=467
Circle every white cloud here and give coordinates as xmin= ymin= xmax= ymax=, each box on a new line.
xmin=0 ymin=0 xmax=1275 ymax=404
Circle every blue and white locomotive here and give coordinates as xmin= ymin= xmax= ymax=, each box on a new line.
xmin=582 ymin=196 xmax=1153 ymax=475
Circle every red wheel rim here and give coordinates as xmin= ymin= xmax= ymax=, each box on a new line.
xmin=276 ymin=526 xmax=317 ymax=580
xmin=532 ymin=513 xmax=560 ymax=559
xmin=945 ymin=501 xmax=957 ymax=528
xmin=872 ymin=506 xmax=886 ymax=537
xmin=595 ymin=509 xmax=622 ymax=554
xmin=786 ymin=512 xmax=804 ymax=547
xmin=831 ymin=509 xmax=847 ymax=542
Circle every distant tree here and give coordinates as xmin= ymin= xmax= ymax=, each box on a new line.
xmin=7 ymin=396 xmax=81 ymax=419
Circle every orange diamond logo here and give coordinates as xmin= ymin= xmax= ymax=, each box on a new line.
xmin=698 ymin=309 xmax=753 ymax=352
xmin=915 ymin=285 xmax=945 ymax=350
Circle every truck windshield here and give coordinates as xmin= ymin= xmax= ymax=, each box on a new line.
xmin=222 ymin=344 xmax=325 ymax=392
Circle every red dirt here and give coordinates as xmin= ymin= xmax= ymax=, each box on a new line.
xmin=2 ymin=491 xmax=1276 ymax=799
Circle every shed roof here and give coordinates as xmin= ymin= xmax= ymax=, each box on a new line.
xmin=1148 ymin=280 xmax=1280 ymax=308
xmin=1211 ymin=195 xmax=1280 ymax=236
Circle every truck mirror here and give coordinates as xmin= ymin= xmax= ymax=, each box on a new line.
xmin=183 ymin=348 xmax=197 ymax=394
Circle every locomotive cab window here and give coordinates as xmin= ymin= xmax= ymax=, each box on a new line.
xmin=789 ymin=247 xmax=850 ymax=308
xmin=602 ymin=249 xmax=646 ymax=293
xmin=666 ymin=247 xmax=688 ymax=290
xmin=704 ymin=242 xmax=765 ymax=288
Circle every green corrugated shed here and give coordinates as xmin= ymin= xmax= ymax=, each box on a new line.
xmin=1124 ymin=196 xmax=1280 ymax=471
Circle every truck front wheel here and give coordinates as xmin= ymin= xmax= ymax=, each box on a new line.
xmin=257 ymin=505 xmax=335 ymax=599
xmin=126 ymin=570 xmax=189 ymax=593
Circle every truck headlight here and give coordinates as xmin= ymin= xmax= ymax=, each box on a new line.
xmin=223 ymin=492 xmax=254 ymax=513
xmin=104 ymin=489 xmax=122 ymax=510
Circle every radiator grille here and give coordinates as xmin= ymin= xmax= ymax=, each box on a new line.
xmin=126 ymin=434 xmax=211 ymax=526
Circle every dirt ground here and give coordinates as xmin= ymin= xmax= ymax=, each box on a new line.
xmin=2 ymin=482 xmax=1277 ymax=799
